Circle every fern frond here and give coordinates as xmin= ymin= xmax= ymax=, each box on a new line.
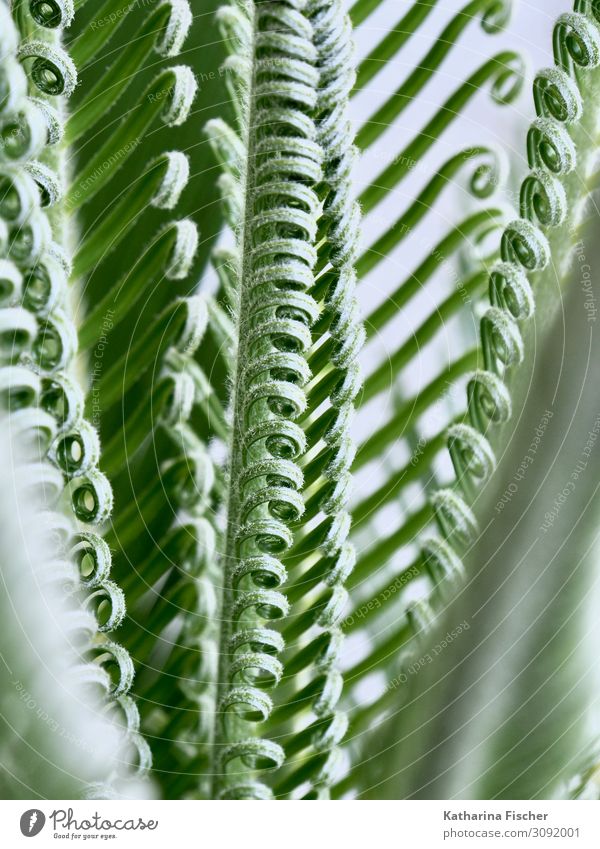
xmin=0 ymin=0 xmax=224 ymax=799
xmin=268 ymin=0 xmax=363 ymax=799
xmin=425 ymin=3 xmax=600 ymax=639
xmin=206 ymin=0 xmax=322 ymax=800
xmin=2 ymin=0 xmax=600 ymax=803
xmin=0 ymin=415 xmax=152 ymax=798
xmin=203 ymin=0 xmax=364 ymax=799
xmin=335 ymin=0 xmax=600 ymax=797
xmin=0 ymin=0 xmax=161 ymax=796
xmin=353 ymin=244 xmax=600 ymax=799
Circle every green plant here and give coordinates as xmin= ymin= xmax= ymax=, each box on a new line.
xmin=1 ymin=0 xmax=600 ymax=801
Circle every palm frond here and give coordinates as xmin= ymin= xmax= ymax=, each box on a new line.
xmin=334 ymin=0 xmax=600 ymax=797
xmin=1 ymin=0 xmax=600 ymax=802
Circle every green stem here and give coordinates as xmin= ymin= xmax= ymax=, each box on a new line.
xmin=210 ymin=3 xmax=258 ymax=800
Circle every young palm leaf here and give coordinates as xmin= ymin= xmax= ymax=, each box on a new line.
xmin=1 ymin=0 xmax=206 ymax=797
xmin=333 ymin=0 xmax=600 ymax=797
xmin=2 ymin=0 xmax=600 ymax=803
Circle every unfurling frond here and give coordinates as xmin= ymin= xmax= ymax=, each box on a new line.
xmin=2 ymin=0 xmax=600 ymax=803
xmin=204 ymin=0 xmax=363 ymax=799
